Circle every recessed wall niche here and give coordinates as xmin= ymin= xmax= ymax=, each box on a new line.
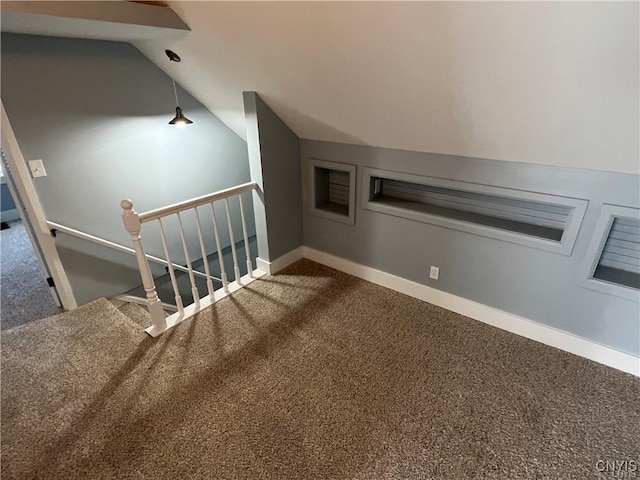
xmin=361 ymin=167 xmax=588 ymax=255
xmin=309 ymin=159 xmax=356 ymax=225
xmin=581 ymin=204 xmax=640 ymax=301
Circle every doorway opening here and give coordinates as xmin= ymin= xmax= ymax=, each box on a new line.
xmin=1 ymin=153 xmax=62 ymax=329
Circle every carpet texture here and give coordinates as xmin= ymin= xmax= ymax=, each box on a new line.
xmin=1 ymin=220 xmax=62 ymax=330
xmin=1 ymin=260 xmax=638 ymax=479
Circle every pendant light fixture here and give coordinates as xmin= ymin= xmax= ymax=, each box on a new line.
xmin=166 ymin=49 xmax=193 ymax=126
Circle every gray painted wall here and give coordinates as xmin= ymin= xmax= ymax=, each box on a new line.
xmin=0 ymin=177 xmax=20 ymax=223
xmin=1 ymin=183 xmax=16 ymax=212
xmin=1 ymin=33 xmax=252 ymax=305
xmin=301 ymin=140 xmax=640 ymax=356
xmin=244 ymin=92 xmax=302 ymax=261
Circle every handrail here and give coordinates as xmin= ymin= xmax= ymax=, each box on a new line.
xmin=46 ymin=221 xmax=220 ymax=283
xmin=138 ymin=181 xmax=258 ymax=223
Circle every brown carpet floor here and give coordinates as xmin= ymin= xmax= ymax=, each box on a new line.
xmin=1 ymin=220 xmax=62 ymax=330
xmin=1 ymin=259 xmax=638 ymax=479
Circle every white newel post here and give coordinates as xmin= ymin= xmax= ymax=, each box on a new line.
xmin=121 ymin=199 xmax=167 ymax=335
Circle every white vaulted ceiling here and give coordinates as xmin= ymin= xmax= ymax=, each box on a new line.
xmin=133 ymin=1 xmax=639 ymax=174
xmin=2 ymin=1 xmax=638 ymax=173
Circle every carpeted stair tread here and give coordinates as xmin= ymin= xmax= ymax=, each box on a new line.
xmin=1 ymin=298 xmax=148 ymax=478
xmin=116 ymin=302 xmax=152 ymax=329
xmin=1 ymin=298 xmax=144 ymax=383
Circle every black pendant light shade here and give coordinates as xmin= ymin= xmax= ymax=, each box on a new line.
xmin=166 ymin=49 xmax=193 ymax=126
xmin=169 ymin=106 xmax=193 ymax=126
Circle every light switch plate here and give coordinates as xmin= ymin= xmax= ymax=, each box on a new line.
xmin=28 ymin=159 xmax=47 ymax=178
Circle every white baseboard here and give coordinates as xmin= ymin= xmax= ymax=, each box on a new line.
xmin=256 ymin=246 xmax=304 ymax=275
xmin=302 ymin=246 xmax=640 ymax=377
xmin=255 ymin=257 xmax=271 ymax=275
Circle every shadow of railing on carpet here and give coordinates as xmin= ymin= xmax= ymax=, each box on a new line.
xmin=28 ymin=262 xmax=347 ymax=477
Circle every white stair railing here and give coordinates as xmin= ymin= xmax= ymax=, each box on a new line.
xmin=121 ymin=181 xmax=265 ymax=337
xmin=46 ymin=220 xmax=220 ymax=284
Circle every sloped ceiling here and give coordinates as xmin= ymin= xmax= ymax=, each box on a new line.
xmin=133 ymin=1 xmax=639 ymax=174
xmin=2 ymin=1 xmax=638 ymax=174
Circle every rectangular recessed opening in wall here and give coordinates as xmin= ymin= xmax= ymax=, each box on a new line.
xmin=362 ymin=167 xmax=588 ymax=255
xmin=582 ymin=205 xmax=640 ymax=300
xmin=593 ymin=217 xmax=640 ymax=289
xmin=315 ymin=168 xmax=349 ymax=216
xmin=310 ymin=159 xmax=356 ymax=225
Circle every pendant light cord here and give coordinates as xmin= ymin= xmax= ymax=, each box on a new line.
xmin=170 ymin=61 xmax=180 ymax=107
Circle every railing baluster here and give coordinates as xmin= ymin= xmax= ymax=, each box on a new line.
xmin=176 ymin=211 xmax=200 ymax=308
xmin=121 ymin=200 xmax=167 ymax=335
xmin=121 ymin=182 xmax=263 ymax=336
xmin=194 ymin=207 xmax=215 ymax=298
xmin=225 ymin=198 xmax=242 ymax=284
xmin=210 ymin=202 xmax=229 ymax=293
xmin=238 ymin=195 xmax=253 ymax=278
xmin=158 ymin=218 xmax=184 ymax=314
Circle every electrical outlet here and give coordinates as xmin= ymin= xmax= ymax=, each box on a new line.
xmin=28 ymin=159 xmax=47 ymax=178
xmin=429 ymin=266 xmax=440 ymax=280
